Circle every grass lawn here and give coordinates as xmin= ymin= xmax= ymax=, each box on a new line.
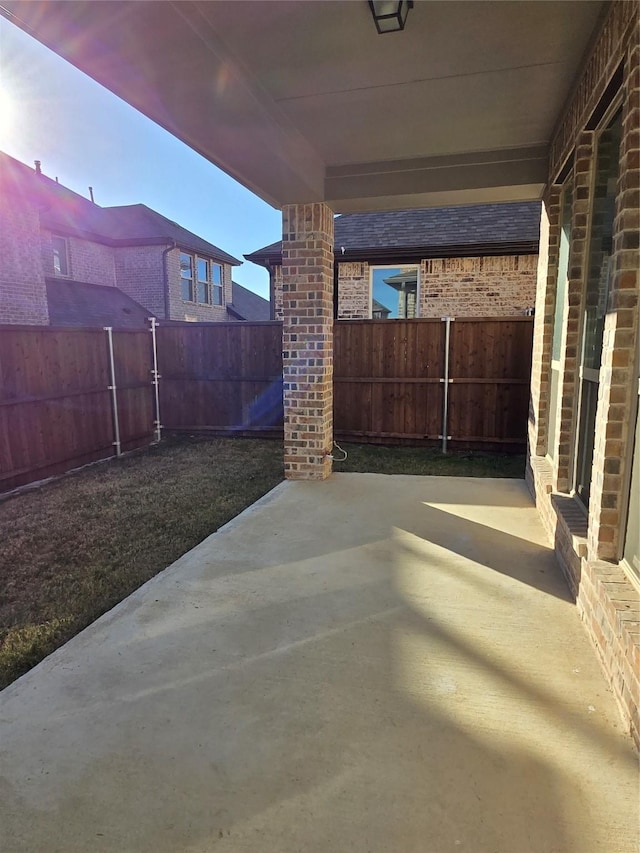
xmin=0 ymin=436 xmax=523 ymax=689
xmin=337 ymin=443 xmax=525 ymax=478
xmin=0 ymin=436 xmax=283 ymax=690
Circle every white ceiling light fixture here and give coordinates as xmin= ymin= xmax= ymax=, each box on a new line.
xmin=368 ymin=1 xmax=414 ymax=34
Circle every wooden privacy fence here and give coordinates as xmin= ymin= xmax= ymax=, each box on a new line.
xmin=156 ymin=322 xmax=284 ymax=435
xmin=333 ymin=317 xmax=533 ymax=450
xmin=0 ymin=316 xmax=533 ymax=492
xmin=0 ymin=325 xmax=155 ymax=492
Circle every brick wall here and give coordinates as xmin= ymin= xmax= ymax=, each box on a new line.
xmin=326 ymin=256 xmax=538 ymax=320
xmin=528 ymin=1 xmax=640 ymax=746
xmin=528 ymin=191 xmax=560 ymax=457
xmin=588 ymin=28 xmax=640 ymax=562
xmin=41 ymin=231 xmax=116 ymax=286
xmin=273 ymin=253 xmax=538 ymax=320
xmin=552 ymin=133 xmax=596 ymax=493
xmin=0 ymin=201 xmax=49 ymax=325
xmin=115 ymin=245 xmax=166 ymax=318
xmin=281 ymin=202 xmax=334 ymax=480
xmin=337 ymin=262 xmax=370 ymax=318
xmin=528 ymin=458 xmax=640 ymax=750
xmin=272 ymin=264 xmax=283 ymax=319
xmin=419 ymin=254 xmax=537 ymax=317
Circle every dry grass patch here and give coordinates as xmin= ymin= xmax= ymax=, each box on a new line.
xmin=0 ymin=436 xmax=283 ymax=689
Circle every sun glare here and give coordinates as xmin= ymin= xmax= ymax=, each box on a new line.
xmin=0 ymin=86 xmax=16 ymax=146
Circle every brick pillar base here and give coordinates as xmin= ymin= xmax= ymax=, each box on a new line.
xmin=282 ymin=203 xmax=334 ymax=480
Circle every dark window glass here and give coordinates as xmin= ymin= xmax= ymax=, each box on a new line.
xmin=196 ymin=258 xmax=209 ymax=303
xmin=52 ymin=236 xmax=69 ymax=276
xmin=623 ymin=402 xmax=639 ymax=585
xmin=212 ymin=264 xmax=223 ymax=305
xmin=574 ymin=110 xmax=623 ymax=506
xmin=180 ymin=252 xmax=194 ymax=301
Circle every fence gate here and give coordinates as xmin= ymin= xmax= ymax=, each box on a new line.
xmin=333 ymin=317 xmax=533 ymax=451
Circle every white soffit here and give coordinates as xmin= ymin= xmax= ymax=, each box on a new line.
xmin=3 ymin=0 xmax=605 ymax=210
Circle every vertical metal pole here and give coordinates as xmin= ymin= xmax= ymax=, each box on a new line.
xmin=441 ymin=316 xmax=452 ymax=454
xmin=149 ymin=317 xmax=162 ymax=442
xmin=104 ymin=326 xmax=122 ymax=456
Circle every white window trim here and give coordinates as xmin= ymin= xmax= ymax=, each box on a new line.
xmin=369 ymin=263 xmax=420 ymax=320
xmin=181 ymin=251 xmax=225 ymax=306
xmin=211 ymin=262 xmax=224 ymax=306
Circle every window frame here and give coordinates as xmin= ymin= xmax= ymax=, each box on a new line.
xmin=180 ymin=252 xmax=194 ymax=302
xmin=196 ymin=257 xmax=210 ymax=304
xmin=52 ymin=235 xmax=70 ymax=277
xmin=369 ymin=263 xmax=420 ymax=320
xmin=211 ymin=262 xmax=223 ymax=306
xmin=180 ymin=252 xmax=224 ymax=306
xmin=571 ymin=101 xmax=624 ymax=508
xmin=546 ymin=177 xmax=574 ymax=463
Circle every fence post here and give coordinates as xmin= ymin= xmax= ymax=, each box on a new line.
xmin=104 ymin=326 xmax=122 ymax=456
xmin=441 ymin=316 xmax=453 ymax=453
xmin=149 ymin=317 xmax=162 ymax=443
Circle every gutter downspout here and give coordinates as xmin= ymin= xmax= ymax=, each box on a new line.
xmin=161 ymin=241 xmax=177 ymax=320
xmin=267 ymin=262 xmax=276 ymax=320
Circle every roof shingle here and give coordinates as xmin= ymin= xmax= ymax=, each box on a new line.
xmin=245 ymin=202 xmax=541 ymax=265
xmin=46 ymin=279 xmax=152 ymax=329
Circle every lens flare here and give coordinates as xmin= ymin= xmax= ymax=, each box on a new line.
xmin=0 ymin=86 xmax=16 ymax=146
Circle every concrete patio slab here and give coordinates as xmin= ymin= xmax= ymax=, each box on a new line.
xmin=0 ymin=474 xmax=638 ymax=853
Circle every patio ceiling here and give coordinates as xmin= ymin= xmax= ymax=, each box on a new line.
xmin=3 ymin=0 xmax=606 ymax=211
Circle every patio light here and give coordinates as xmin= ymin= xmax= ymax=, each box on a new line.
xmin=368 ymin=1 xmax=413 ymax=34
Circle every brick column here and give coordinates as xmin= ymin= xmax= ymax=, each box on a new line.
xmin=588 ymin=32 xmax=640 ymax=560
xmin=282 ymin=203 xmax=334 ymax=480
xmin=529 ymin=186 xmax=561 ymax=457
xmin=554 ymin=132 xmax=596 ymax=492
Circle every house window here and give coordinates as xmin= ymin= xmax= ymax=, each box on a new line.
xmin=180 ymin=252 xmax=194 ymax=301
xmin=181 ymin=253 xmax=224 ymax=305
xmin=546 ymin=178 xmax=573 ymax=461
xmin=573 ymin=109 xmax=623 ymax=507
xmin=197 ymin=258 xmax=209 ymax=303
xmin=211 ymin=263 xmax=223 ymax=306
xmin=52 ymin=235 xmax=70 ymax=276
xmin=370 ymin=265 xmax=419 ymax=319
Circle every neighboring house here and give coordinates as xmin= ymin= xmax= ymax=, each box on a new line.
xmin=0 ymin=151 xmax=267 ymax=326
xmin=245 ymin=202 xmax=540 ymax=320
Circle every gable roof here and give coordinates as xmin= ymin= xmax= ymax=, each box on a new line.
xmin=245 ymin=202 xmax=541 ymax=267
xmin=0 ymin=151 xmax=241 ymax=265
xmin=46 ymin=278 xmax=152 ymax=329
xmin=227 ymin=282 xmax=271 ymax=321
xmin=96 ymin=205 xmax=241 ymax=265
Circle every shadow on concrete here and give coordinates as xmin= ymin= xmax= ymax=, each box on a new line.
xmin=1 ymin=475 xmax=637 ymax=852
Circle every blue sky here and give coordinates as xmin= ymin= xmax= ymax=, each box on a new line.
xmin=0 ymin=16 xmax=280 ymax=298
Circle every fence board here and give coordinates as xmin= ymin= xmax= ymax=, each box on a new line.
xmin=334 ymin=317 xmax=532 ymax=449
xmin=334 ymin=320 xmax=446 ymax=442
xmin=0 ymin=315 xmax=533 ymax=493
xmin=0 ymin=326 xmax=156 ymax=492
xmin=156 ymin=322 xmax=284 ymax=435
xmin=0 ymin=327 xmax=117 ymax=490
xmin=112 ymin=330 xmax=155 ymax=450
